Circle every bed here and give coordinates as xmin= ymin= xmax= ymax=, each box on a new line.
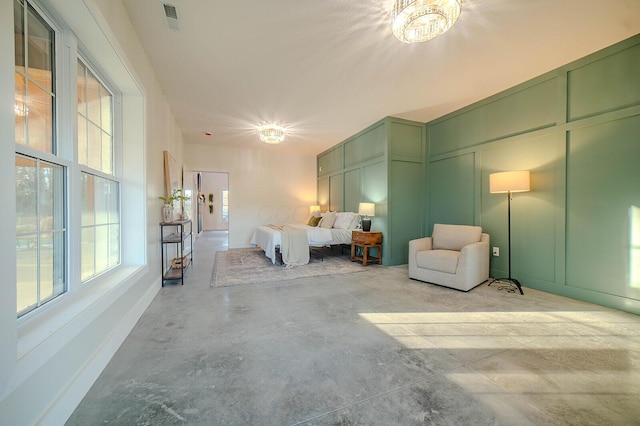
xmin=250 ymin=211 xmax=360 ymax=265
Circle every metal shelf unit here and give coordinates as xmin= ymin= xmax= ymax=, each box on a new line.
xmin=160 ymin=219 xmax=193 ymax=286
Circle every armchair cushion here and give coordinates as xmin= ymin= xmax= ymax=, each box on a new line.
xmin=415 ymin=250 xmax=459 ymax=274
xmin=432 ymin=223 xmax=482 ymax=251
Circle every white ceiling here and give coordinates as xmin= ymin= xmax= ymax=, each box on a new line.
xmin=122 ymin=0 xmax=640 ymax=156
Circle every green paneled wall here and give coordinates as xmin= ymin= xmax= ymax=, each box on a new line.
xmin=425 ymin=34 xmax=640 ymax=315
xmin=480 ymin=133 xmax=564 ymax=284
xmin=568 ymin=43 xmax=640 ymax=121
xmin=318 ymin=145 xmax=343 ymax=177
xmin=329 ymin=174 xmax=344 ymax=212
xmin=317 ymin=117 xmax=424 ymax=265
xmin=428 ymin=153 xmax=475 ymax=227
xmin=343 ymin=169 xmax=361 ymax=214
xmin=344 ymin=123 xmax=386 ymax=167
xmin=389 ymin=160 xmax=424 ymax=264
xmin=429 ymin=77 xmax=558 ymax=156
xmin=390 ymin=122 xmax=423 ymax=158
xmin=567 ymin=115 xmax=640 ymax=300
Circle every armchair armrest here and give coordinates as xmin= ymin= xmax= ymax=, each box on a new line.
xmin=458 ymin=239 xmax=490 ymax=281
xmin=409 ymin=237 xmax=432 ymax=257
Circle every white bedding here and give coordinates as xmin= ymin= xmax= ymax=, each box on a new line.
xmin=250 ymin=224 xmax=353 ymax=264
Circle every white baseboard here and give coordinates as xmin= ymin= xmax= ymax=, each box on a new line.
xmin=38 ymin=277 xmax=160 ymax=425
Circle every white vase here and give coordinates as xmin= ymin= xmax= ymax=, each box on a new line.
xmin=162 ymin=204 xmax=173 ymax=222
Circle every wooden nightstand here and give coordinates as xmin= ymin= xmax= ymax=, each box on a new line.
xmin=351 ymin=230 xmax=383 ymax=266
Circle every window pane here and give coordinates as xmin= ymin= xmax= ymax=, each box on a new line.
xmin=78 ymin=114 xmax=87 ymax=164
xmin=15 ymin=72 xmax=27 ymax=145
xmin=109 ymin=179 xmax=119 ymax=223
xmin=15 ymin=1 xmax=55 ymax=155
xmin=86 ymin=69 xmax=100 ymax=125
xmin=95 ymin=177 xmax=108 ymax=225
xmin=16 ymin=243 xmax=37 ymax=314
xmin=77 ymin=60 xmax=86 ymax=114
xmin=77 ymin=60 xmax=113 ymax=175
xmin=27 ymin=4 xmax=53 ymax=91
xmin=39 ymin=231 xmax=65 ymax=302
xmin=109 ymin=224 xmax=120 ymax=267
xmin=100 ymin=85 xmax=112 ymax=134
xmin=16 ymin=155 xmax=37 ymax=233
xmin=14 ymin=0 xmax=25 ymax=67
xmin=81 ymin=227 xmax=95 ymax=281
xmin=95 ymin=225 xmax=108 ymax=273
xmin=101 ymin=132 xmax=112 ymax=174
xmin=39 ymin=160 xmax=63 ymax=231
xmin=39 ymin=232 xmax=54 ymax=300
xmin=81 ymin=173 xmax=120 ymax=282
xmin=16 ymin=154 xmax=66 ymax=317
xmin=81 ymin=173 xmax=95 ymax=226
xmin=26 ymin=80 xmax=53 ymax=152
xmin=87 ymin=122 xmax=101 ymax=170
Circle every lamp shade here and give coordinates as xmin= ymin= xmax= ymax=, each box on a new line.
xmin=309 ymin=205 xmax=321 ymax=215
xmin=358 ymin=202 xmax=375 ymax=217
xmin=489 ymin=171 xmax=530 ymax=194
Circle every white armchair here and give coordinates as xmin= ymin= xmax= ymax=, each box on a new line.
xmin=409 ymin=224 xmax=490 ymax=292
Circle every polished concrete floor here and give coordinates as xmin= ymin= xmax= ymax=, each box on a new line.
xmin=67 ymin=232 xmax=640 ymax=425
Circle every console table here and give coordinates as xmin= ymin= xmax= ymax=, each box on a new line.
xmin=160 ymin=219 xmax=193 ymax=286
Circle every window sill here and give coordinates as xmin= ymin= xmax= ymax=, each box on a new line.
xmin=17 ymin=265 xmax=149 ymax=360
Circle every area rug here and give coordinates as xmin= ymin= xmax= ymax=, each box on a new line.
xmin=210 ymin=247 xmax=370 ymax=288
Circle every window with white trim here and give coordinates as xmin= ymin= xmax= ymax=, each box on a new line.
xmin=15 ymin=0 xmax=66 ymax=316
xmin=77 ymin=59 xmax=120 ymax=282
xmin=14 ymin=0 xmax=122 ymax=316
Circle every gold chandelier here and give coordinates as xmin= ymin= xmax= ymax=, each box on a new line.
xmin=258 ymin=125 xmax=286 ymax=144
xmin=392 ymin=0 xmax=462 ymax=43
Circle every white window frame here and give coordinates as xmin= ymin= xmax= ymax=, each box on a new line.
xmin=15 ymin=0 xmax=124 ymax=319
xmin=10 ymin=1 xmax=148 ymax=393
xmin=76 ymin=56 xmax=122 ymax=283
xmin=14 ymin=0 xmax=69 ymax=318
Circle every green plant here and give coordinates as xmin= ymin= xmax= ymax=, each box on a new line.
xmin=159 ymin=188 xmax=190 ymax=204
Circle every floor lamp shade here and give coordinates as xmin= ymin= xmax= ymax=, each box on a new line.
xmin=489 ymin=171 xmax=530 ymax=194
xmin=359 ymin=202 xmax=375 ymax=232
xmin=488 ymin=170 xmax=530 ymax=295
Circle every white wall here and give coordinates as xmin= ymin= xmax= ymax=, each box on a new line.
xmin=0 ymin=0 xmax=186 ymax=423
xmin=185 ymin=145 xmax=317 ymax=248
xmin=201 ymin=172 xmax=229 ymax=231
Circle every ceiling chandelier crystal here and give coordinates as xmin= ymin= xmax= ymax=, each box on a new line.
xmin=392 ymin=0 xmax=462 ymax=43
xmin=258 ymin=125 xmax=286 ymax=144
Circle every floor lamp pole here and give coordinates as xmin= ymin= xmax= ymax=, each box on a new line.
xmin=488 ymin=170 xmax=529 ymax=295
xmin=505 ymin=191 xmax=524 ymax=294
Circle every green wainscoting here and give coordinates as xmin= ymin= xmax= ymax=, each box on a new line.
xmin=344 ymin=122 xmax=386 ymax=167
xmin=428 ymin=77 xmax=558 ymax=157
xmin=317 ymin=117 xmax=425 ymax=265
xmin=566 ymin=115 xmax=640 ymax=301
xmin=429 ymin=153 xmax=475 ymax=227
xmin=424 ymin=34 xmax=640 ymax=314
xmin=568 ymin=43 xmax=640 ymax=121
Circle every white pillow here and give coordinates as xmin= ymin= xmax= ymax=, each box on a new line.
xmin=318 ymin=211 xmax=336 ymax=228
xmin=333 ymin=212 xmax=354 ymax=229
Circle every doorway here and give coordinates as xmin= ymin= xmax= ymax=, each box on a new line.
xmin=185 ymin=171 xmax=229 ymax=242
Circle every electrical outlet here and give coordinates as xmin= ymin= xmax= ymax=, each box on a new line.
xmin=492 ymin=247 xmax=500 ymax=256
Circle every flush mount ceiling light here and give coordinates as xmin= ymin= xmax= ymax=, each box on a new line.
xmin=392 ymin=0 xmax=461 ymax=43
xmin=258 ymin=125 xmax=286 ymax=144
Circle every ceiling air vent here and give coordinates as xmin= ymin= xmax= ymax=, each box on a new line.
xmin=163 ymin=3 xmax=182 ymax=31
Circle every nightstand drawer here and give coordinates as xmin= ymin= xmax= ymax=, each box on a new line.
xmin=352 ymin=230 xmax=382 ymax=245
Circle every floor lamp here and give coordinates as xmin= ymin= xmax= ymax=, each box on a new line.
xmin=489 ymin=170 xmax=530 ymax=295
